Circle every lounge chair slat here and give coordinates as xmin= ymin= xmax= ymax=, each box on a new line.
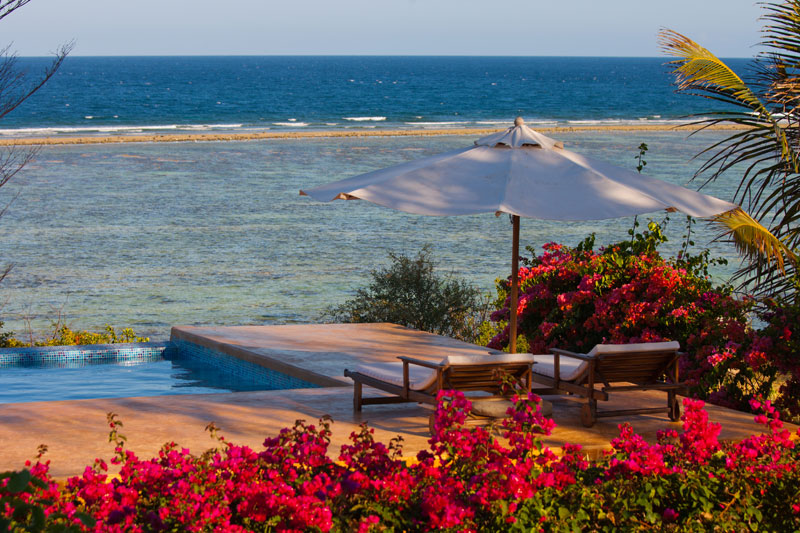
xmin=532 ymin=342 xmax=683 ymax=427
xmin=345 ymin=353 xmax=536 ymax=431
xmin=605 ymin=383 xmax=684 ymax=392
xmin=596 ymin=407 xmax=669 ymax=418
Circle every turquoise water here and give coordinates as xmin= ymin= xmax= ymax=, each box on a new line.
xmin=0 ymin=131 xmax=742 ymax=341
xmin=0 ymin=352 xmax=273 ymax=403
xmin=0 ymin=358 xmax=269 ymax=403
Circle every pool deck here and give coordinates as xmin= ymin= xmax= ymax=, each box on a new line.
xmin=0 ymin=323 xmax=787 ymax=479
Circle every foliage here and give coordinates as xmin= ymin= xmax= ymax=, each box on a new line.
xmin=1 ymin=394 xmax=799 ymax=531
xmin=0 ymin=324 xmax=149 ymax=348
xmin=481 ymin=222 xmax=800 ymax=421
xmin=660 ymin=3 xmax=800 ymax=301
xmin=328 ymin=246 xmax=489 ymax=342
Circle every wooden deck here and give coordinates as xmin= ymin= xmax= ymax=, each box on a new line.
xmin=0 ymin=324 xmax=784 ymax=478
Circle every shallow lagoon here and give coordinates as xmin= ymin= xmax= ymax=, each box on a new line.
xmin=1 ymin=131 xmax=742 ymax=340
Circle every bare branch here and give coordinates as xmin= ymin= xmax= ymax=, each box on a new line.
xmin=0 ymin=40 xmax=74 ymax=120
xmin=0 ymin=1 xmax=73 ymax=290
xmin=0 ymin=0 xmax=31 ymax=22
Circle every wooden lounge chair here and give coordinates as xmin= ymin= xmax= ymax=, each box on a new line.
xmin=344 ymin=353 xmax=536 ymax=426
xmin=531 ymin=341 xmax=684 ymax=427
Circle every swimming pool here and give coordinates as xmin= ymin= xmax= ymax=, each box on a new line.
xmin=0 ymin=341 xmax=319 ymax=403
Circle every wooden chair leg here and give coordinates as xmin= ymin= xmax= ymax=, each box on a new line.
xmin=581 ymin=399 xmax=597 ymax=427
xmin=668 ymin=391 xmax=680 ymax=421
xmin=353 ymin=381 xmax=363 ymax=412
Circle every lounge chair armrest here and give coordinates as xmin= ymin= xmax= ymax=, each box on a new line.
xmin=551 ymin=348 xmax=594 ymax=361
xmin=397 ymin=356 xmax=445 ymax=369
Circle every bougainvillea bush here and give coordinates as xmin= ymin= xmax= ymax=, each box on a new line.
xmin=483 ymin=220 xmax=800 ymax=422
xmin=2 ymin=393 xmax=799 ymax=532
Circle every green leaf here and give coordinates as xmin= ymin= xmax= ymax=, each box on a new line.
xmin=74 ymin=512 xmax=98 ymax=528
xmin=5 ymin=469 xmax=32 ymax=494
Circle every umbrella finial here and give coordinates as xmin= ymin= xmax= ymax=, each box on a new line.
xmin=514 ymin=116 xmax=524 ymax=127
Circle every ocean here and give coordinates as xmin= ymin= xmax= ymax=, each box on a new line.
xmin=3 ymin=56 xmax=751 ymax=137
xmin=0 ymin=57 xmax=749 ymax=340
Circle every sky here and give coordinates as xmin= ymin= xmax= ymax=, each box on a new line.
xmin=6 ymin=0 xmax=762 ymax=57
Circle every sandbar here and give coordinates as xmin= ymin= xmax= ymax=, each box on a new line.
xmin=0 ymin=123 xmax=749 ymax=147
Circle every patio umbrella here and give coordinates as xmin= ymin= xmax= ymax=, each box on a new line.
xmin=300 ymin=118 xmax=738 ymax=352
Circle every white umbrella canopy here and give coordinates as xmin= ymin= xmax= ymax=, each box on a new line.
xmin=301 ymin=118 xmax=738 ymax=351
xmin=303 ymin=119 xmax=736 ymax=220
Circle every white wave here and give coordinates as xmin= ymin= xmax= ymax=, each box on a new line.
xmin=0 ymin=123 xmax=246 ymax=137
xmin=404 ymin=121 xmax=469 ymax=126
xmin=631 ymin=117 xmax=696 ymax=124
xmin=272 ymin=122 xmax=309 ymax=127
xmin=183 ymin=123 xmax=244 ymax=130
xmin=343 ymin=116 xmax=386 ymax=122
xmin=568 ymin=119 xmax=623 ymax=125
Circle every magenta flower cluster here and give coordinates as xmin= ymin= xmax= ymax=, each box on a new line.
xmin=486 ymin=238 xmax=800 ymax=422
xmin=2 ymin=393 xmax=799 ymax=531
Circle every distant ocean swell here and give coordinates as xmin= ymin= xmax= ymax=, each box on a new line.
xmin=4 ymin=56 xmax=749 ymax=139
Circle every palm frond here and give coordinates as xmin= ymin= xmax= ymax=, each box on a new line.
xmin=730 ymin=260 xmax=797 ymax=303
xmin=712 ymin=207 xmax=798 ymax=274
xmin=659 ymin=29 xmax=770 ymax=114
xmin=761 ymin=2 xmax=800 ymax=61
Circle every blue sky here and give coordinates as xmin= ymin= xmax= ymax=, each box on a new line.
xmin=7 ymin=0 xmax=761 ymax=57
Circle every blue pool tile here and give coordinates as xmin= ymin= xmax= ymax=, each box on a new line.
xmin=0 ymin=340 xmax=319 ymax=403
xmin=171 ymin=339 xmax=319 ymax=389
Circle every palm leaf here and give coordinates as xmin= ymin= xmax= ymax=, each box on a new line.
xmin=730 ymin=258 xmax=797 ymax=303
xmin=659 ymin=29 xmax=771 ymax=114
xmin=712 ymin=207 xmax=798 ymax=274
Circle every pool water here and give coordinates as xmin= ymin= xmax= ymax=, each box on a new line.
xmin=0 ymin=342 xmax=318 ymax=404
xmin=0 ymin=358 xmax=271 ymax=403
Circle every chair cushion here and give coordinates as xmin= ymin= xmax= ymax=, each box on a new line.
xmin=533 ymin=342 xmax=680 ymax=382
xmin=444 ymin=353 xmax=536 ymax=366
xmin=587 ymin=341 xmax=680 ymax=357
xmin=352 ymin=362 xmax=439 ymax=391
xmin=352 ymin=353 xmax=536 ymax=392
xmin=532 ymin=354 xmax=588 ymax=381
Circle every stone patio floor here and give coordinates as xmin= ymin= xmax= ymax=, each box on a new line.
xmin=0 ymin=323 xmax=783 ymax=478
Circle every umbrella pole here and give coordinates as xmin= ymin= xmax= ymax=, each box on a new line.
xmin=509 ymin=215 xmax=520 ymax=353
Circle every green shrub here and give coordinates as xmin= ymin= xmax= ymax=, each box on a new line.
xmin=328 ymin=246 xmax=488 ymax=342
xmin=0 ymin=323 xmax=148 ymax=348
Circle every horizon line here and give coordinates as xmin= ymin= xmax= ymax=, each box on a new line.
xmin=17 ymin=53 xmax=753 ymax=60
